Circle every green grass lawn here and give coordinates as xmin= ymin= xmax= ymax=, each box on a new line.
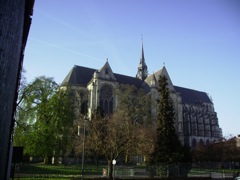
xmin=14 ymin=163 xmax=105 ymax=179
xmin=20 ymin=178 xmax=69 ymax=180
xmin=14 ymin=163 xmax=239 ymax=179
xmin=14 ymin=163 xmax=146 ymax=179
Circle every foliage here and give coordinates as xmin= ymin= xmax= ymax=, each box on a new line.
xmin=135 ymin=125 xmax=156 ymax=160
xmin=116 ymin=84 xmax=151 ymax=125
xmin=192 ymin=136 xmax=240 ymax=163
xmin=84 ymin=108 xmax=138 ymax=178
xmin=147 ymin=75 xmax=185 ymax=178
xmin=14 ymin=76 xmax=75 ymax=163
xmin=74 ymin=84 xmax=153 ymax=179
xmin=116 ymin=84 xmax=154 ymax=161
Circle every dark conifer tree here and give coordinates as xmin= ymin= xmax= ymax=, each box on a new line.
xmin=149 ymin=75 xmax=184 ymax=177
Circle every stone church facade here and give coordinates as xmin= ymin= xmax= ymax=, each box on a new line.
xmin=61 ymin=43 xmax=222 ymax=148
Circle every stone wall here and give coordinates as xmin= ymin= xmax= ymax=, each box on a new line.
xmin=182 ymin=104 xmax=222 ymax=147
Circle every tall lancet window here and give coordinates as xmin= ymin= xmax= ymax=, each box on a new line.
xmin=99 ymin=84 xmax=113 ymax=115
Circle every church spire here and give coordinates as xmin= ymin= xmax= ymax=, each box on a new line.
xmin=136 ymin=39 xmax=148 ymax=80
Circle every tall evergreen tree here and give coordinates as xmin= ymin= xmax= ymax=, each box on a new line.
xmin=148 ymin=75 xmax=183 ymax=177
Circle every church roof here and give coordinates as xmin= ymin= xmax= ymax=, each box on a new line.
xmin=61 ymin=65 xmax=95 ymax=86
xmin=62 ymin=65 xmax=213 ymax=105
xmin=61 ymin=65 xmax=143 ymax=88
xmin=174 ymin=86 xmax=212 ymax=104
xmin=114 ymin=73 xmax=143 ymax=88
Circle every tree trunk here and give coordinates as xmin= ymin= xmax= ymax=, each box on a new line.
xmin=108 ymin=160 xmax=113 ymax=179
xmin=125 ymin=153 xmax=129 ymax=164
xmin=95 ymin=154 xmax=99 ymax=169
xmin=44 ymin=156 xmax=52 ymax=164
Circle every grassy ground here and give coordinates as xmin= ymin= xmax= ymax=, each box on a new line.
xmin=17 ymin=178 xmax=97 ymax=180
xmin=13 ymin=163 xmax=104 ymax=179
xmin=16 ymin=163 xmax=103 ymax=174
xmin=13 ymin=163 xmax=239 ymax=179
xmin=17 ymin=178 xmax=212 ymax=180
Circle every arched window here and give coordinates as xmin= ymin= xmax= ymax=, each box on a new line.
xmin=99 ymin=84 xmax=113 ymax=115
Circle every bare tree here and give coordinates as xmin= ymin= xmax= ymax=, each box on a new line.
xmin=74 ymin=84 xmax=154 ymax=179
xmin=83 ymin=109 xmax=138 ymax=179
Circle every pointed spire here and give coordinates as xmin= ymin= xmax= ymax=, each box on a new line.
xmin=136 ymin=37 xmax=148 ymax=80
xmin=140 ymin=41 xmax=145 ymax=64
xmin=140 ymin=34 xmax=145 ymax=63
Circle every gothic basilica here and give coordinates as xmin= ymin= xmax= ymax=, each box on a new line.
xmin=61 ymin=43 xmax=222 ymax=148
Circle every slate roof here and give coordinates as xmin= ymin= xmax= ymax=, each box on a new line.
xmin=114 ymin=73 xmax=143 ymax=88
xmin=61 ymin=65 xmax=143 ymax=88
xmin=61 ymin=65 xmax=212 ymax=105
xmin=61 ymin=65 xmax=95 ymax=86
xmin=174 ymin=86 xmax=212 ymax=104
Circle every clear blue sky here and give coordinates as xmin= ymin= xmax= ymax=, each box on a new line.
xmin=24 ymin=0 xmax=240 ymax=136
